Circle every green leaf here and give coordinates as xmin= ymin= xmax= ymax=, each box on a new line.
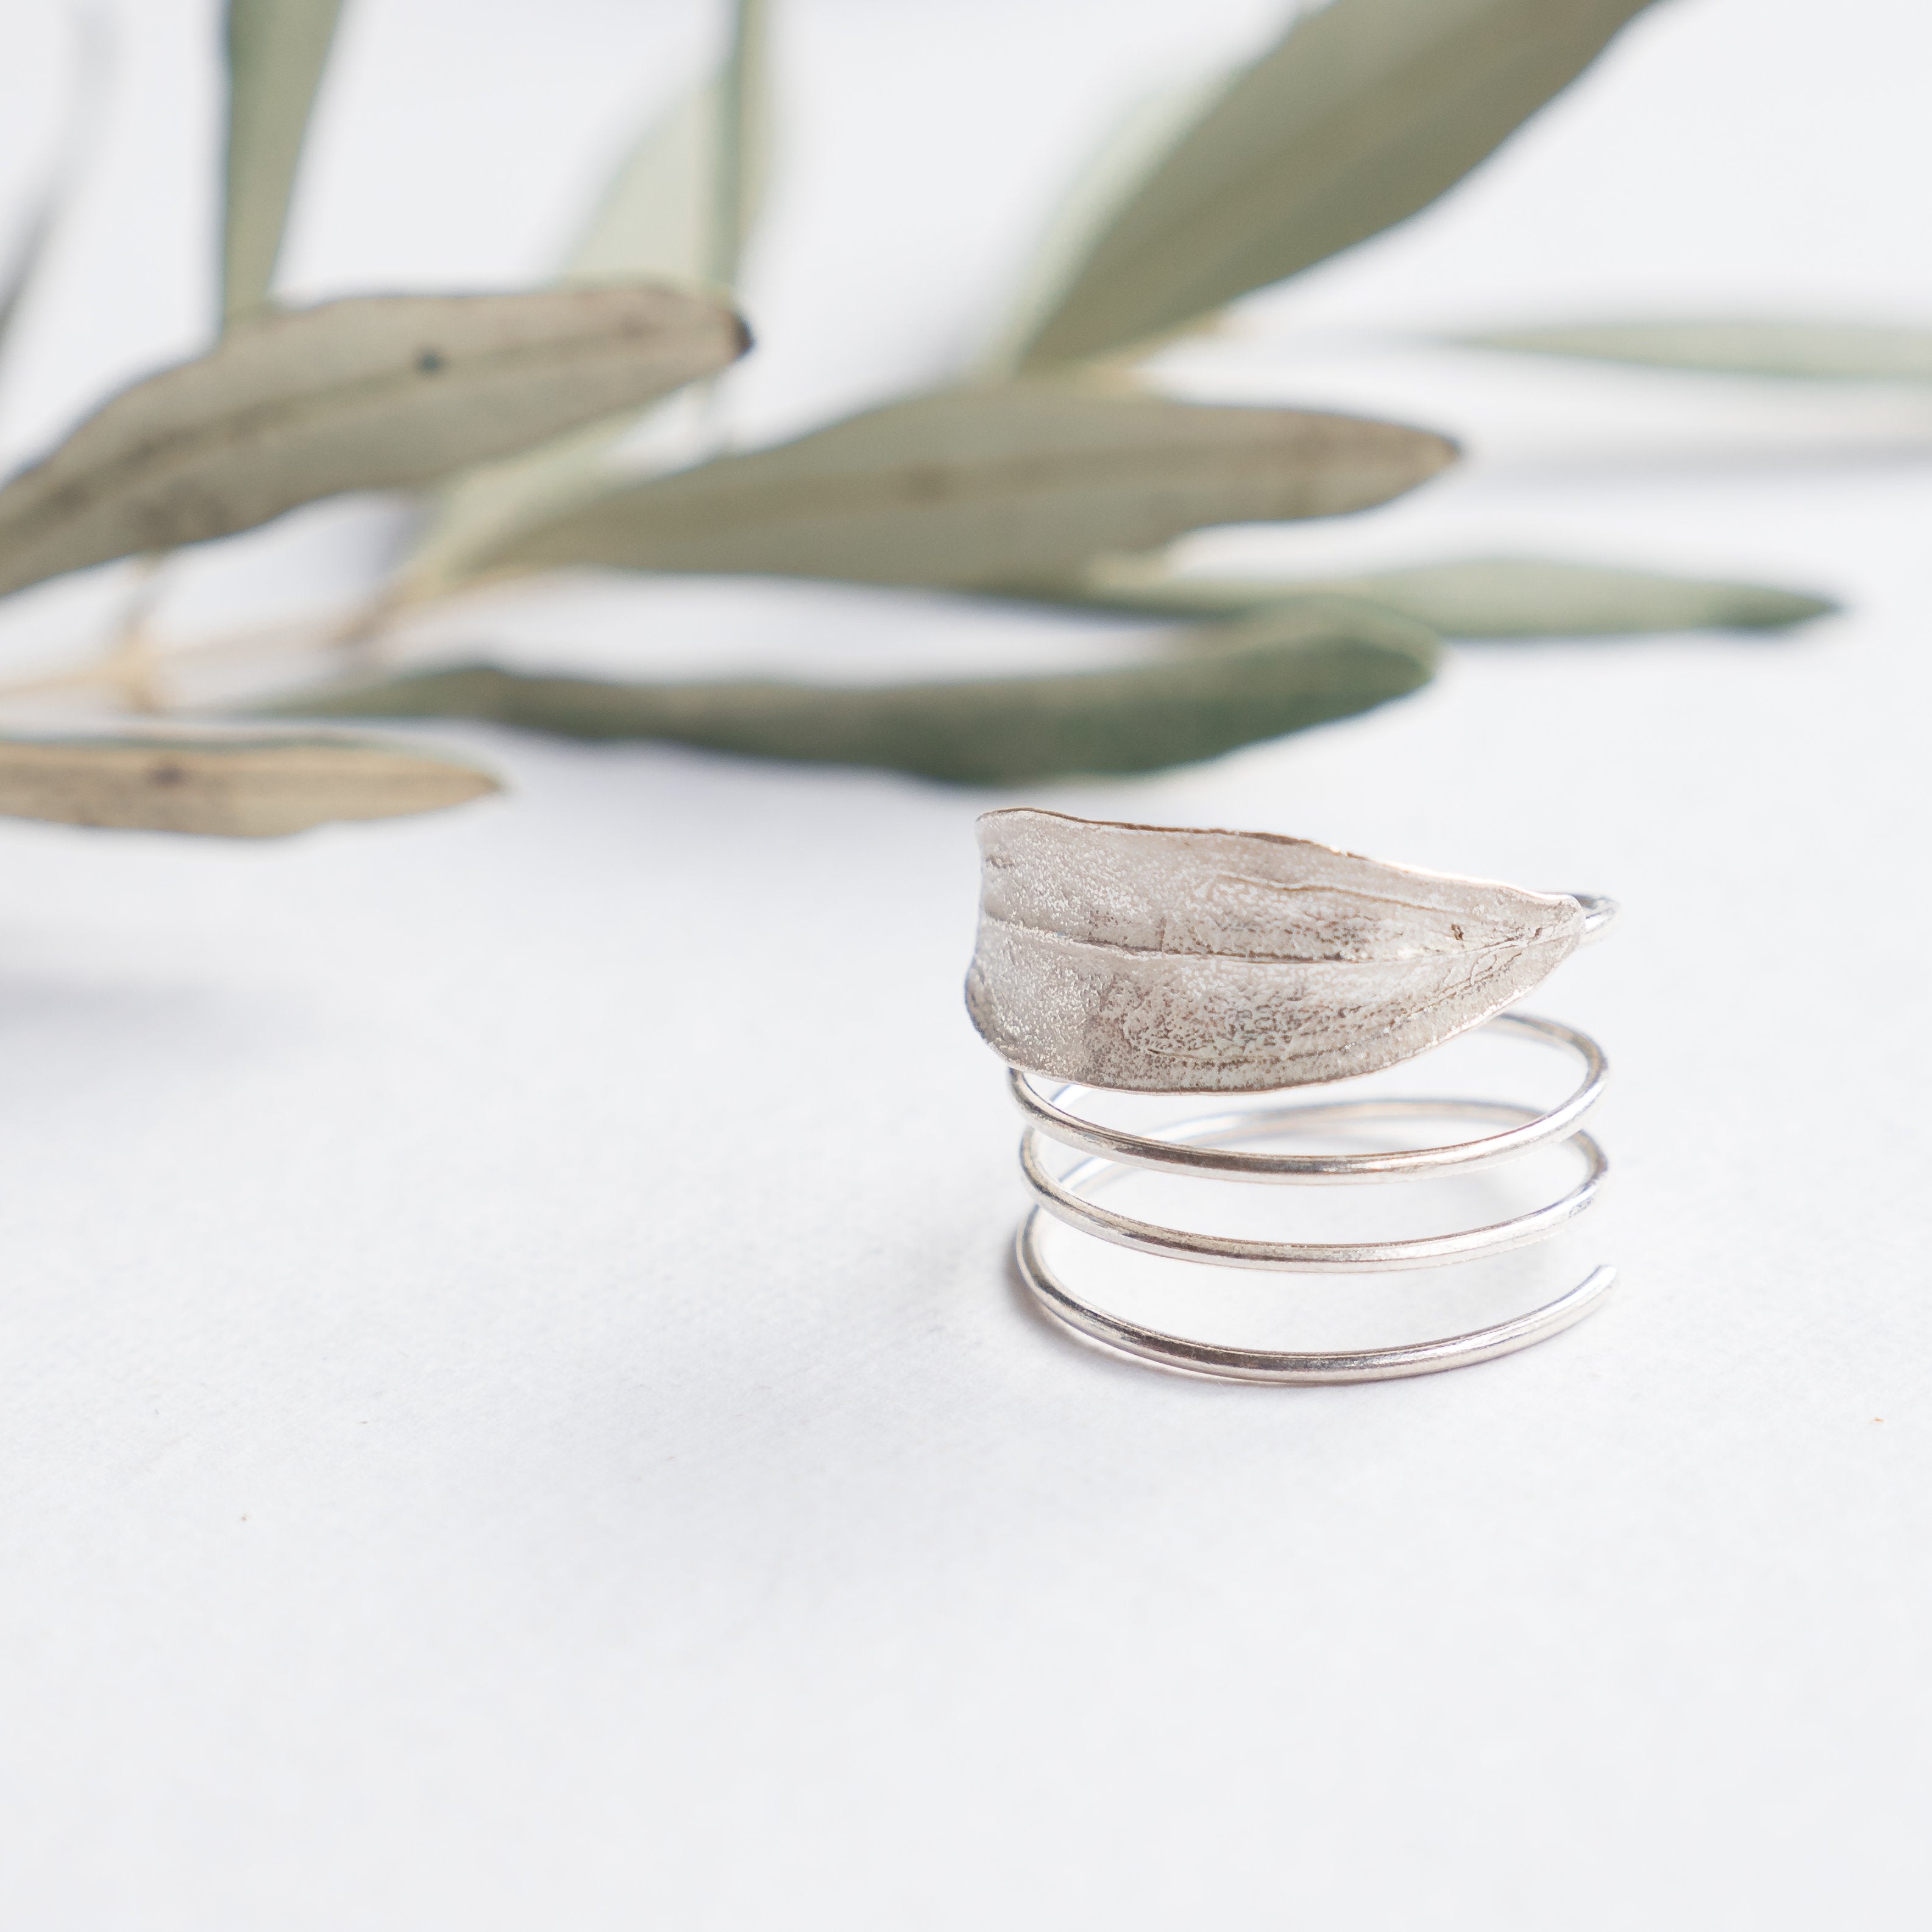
xmin=1029 ymin=556 xmax=1839 ymax=636
xmin=472 ymin=385 xmax=1457 ymax=590
xmin=1465 ymin=321 xmax=1932 ymax=382
xmin=222 ymin=0 xmax=345 ymax=325
xmin=981 ymin=69 xmax=1227 ymax=374
xmin=0 ymin=286 xmax=748 ymax=601
xmin=709 ymin=0 xmax=770 ymax=294
xmin=1012 ymin=0 xmax=1662 ymax=371
xmin=400 ymin=7 xmax=775 ymax=602
xmin=566 ymin=0 xmax=772 ymax=293
xmin=264 ymin=599 xmax=1439 ymax=784
xmin=0 ymin=732 xmax=497 ymax=837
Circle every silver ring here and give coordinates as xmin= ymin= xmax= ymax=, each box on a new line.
xmin=967 ymin=809 xmax=1623 ymax=1385
xmin=1012 ymin=1021 xmax=1613 ymax=1381
xmin=1010 ymin=1010 xmax=1607 ymax=1185
xmin=1017 ymin=1221 xmax=1616 ymax=1385
xmin=1019 ymin=1051 xmax=1607 ymax=1274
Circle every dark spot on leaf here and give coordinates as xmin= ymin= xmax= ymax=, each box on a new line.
xmin=1451 ymin=923 xmax=1464 ymax=940
xmin=149 ymin=762 xmax=188 ymax=787
xmin=417 ymin=347 xmax=445 ymax=375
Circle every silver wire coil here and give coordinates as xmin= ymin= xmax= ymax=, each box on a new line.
xmin=1009 ymin=1010 xmax=1616 ymax=1385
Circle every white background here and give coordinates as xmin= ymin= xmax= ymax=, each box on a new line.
xmin=0 ymin=1 xmax=1928 ymax=1924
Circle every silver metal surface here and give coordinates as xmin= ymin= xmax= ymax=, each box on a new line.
xmin=966 ymin=809 xmax=1597 ymax=1093
xmin=1005 ymin=1011 xmax=1617 ymax=1384
xmin=1017 ymin=1221 xmax=1617 ymax=1384
xmin=1573 ymin=893 xmax=1621 ymax=941
xmin=1021 ymin=1113 xmax=1607 ymax=1273
xmin=1010 ymin=1010 xmax=1607 ymax=1184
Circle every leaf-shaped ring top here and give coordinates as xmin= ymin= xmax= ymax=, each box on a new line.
xmin=965 ymin=808 xmax=1610 ymax=1093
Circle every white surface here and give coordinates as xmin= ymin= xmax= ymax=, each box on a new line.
xmin=0 ymin=2 xmax=1929 ymax=1925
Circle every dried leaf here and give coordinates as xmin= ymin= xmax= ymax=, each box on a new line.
xmin=1014 ymin=0 xmax=1661 ymax=370
xmin=222 ymin=0 xmax=344 ymax=324
xmin=265 ymin=599 xmax=1438 ymax=784
xmin=1026 ymin=555 xmax=1838 ymax=636
xmin=967 ymin=808 xmax=1588 ymax=1091
xmin=400 ymin=8 xmax=775 ymax=600
xmin=0 ymin=733 xmax=497 ymax=837
xmin=1466 ymin=320 xmax=1932 ymax=382
xmin=0 ymin=286 xmax=748 ymax=601
xmin=474 ymin=386 xmax=1457 ymax=589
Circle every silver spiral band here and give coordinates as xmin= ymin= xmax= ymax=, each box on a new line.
xmin=1010 ymin=1013 xmax=1616 ymax=1385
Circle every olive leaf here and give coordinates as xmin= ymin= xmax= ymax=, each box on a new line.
xmin=710 ymin=0 xmax=770 ymax=294
xmin=1010 ymin=0 xmax=1662 ymax=371
xmin=0 ymin=733 xmax=497 ymax=837
xmin=0 ymin=286 xmax=749 ymax=602
xmin=968 ymin=808 xmax=1589 ymax=1091
xmin=1018 ymin=555 xmax=1838 ymax=636
xmin=569 ymin=0 xmax=770 ymax=292
xmin=981 ymin=68 xmax=1229 ymax=375
xmin=222 ymin=0 xmax=345 ymax=324
xmin=263 ymin=598 xmax=1438 ymax=784
xmin=467 ymin=386 xmax=1456 ymax=590
xmin=400 ymin=1 xmax=774 ymax=601
xmin=1466 ymin=320 xmax=1932 ymax=382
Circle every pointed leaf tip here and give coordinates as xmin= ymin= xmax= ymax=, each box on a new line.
xmin=0 ymin=285 xmax=748 ymax=601
xmin=474 ymin=385 xmax=1458 ymax=591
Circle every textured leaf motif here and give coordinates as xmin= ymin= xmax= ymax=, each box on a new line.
xmin=1014 ymin=0 xmax=1662 ymax=369
xmin=264 ymin=599 xmax=1439 ymax=784
xmin=0 ymin=286 xmax=748 ymax=600
xmin=0 ymin=734 xmax=498 ymax=837
xmin=966 ymin=808 xmax=1588 ymax=1091
xmin=476 ymin=386 xmax=1457 ymax=589
xmin=222 ymin=0 xmax=344 ymax=322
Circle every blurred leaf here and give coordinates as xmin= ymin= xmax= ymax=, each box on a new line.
xmin=1032 ymin=555 xmax=1839 ymax=636
xmin=1014 ymin=0 xmax=1661 ymax=371
xmin=400 ymin=2 xmax=773 ymax=600
xmin=709 ymin=0 xmax=770 ymax=293
xmin=1466 ymin=320 xmax=1932 ymax=382
xmin=0 ymin=286 xmax=748 ymax=601
xmin=222 ymin=0 xmax=344 ymax=324
xmin=983 ymin=72 xmax=1226 ymax=373
xmin=265 ymin=600 xmax=1438 ymax=784
xmin=399 ymin=416 xmax=654 ymax=605
xmin=472 ymin=385 xmax=1456 ymax=590
xmin=0 ymin=733 xmax=497 ymax=836
xmin=0 ymin=12 xmax=113 ymax=367
xmin=568 ymin=0 xmax=772 ymax=292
